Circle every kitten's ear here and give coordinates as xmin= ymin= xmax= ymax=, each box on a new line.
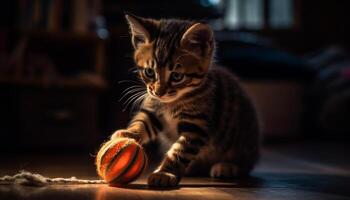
xmin=180 ymin=23 xmax=214 ymax=58
xmin=125 ymin=14 xmax=153 ymax=48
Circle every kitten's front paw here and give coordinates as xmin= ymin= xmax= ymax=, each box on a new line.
xmin=147 ymin=171 xmax=179 ymax=187
xmin=111 ymin=129 xmax=141 ymax=142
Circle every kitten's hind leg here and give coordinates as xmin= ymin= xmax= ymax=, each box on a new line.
xmin=210 ymin=156 xmax=257 ymax=179
xmin=210 ymin=162 xmax=239 ymax=179
xmin=185 ymin=158 xmax=211 ymax=177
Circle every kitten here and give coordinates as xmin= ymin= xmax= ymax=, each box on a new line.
xmin=111 ymin=14 xmax=260 ymax=187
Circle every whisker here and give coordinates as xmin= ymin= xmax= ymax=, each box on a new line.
xmin=118 ymin=76 xmax=147 ymax=112
xmin=128 ymin=67 xmax=142 ymax=74
xmin=119 ymin=88 xmax=145 ymax=102
xmin=131 ymin=69 xmax=140 ymax=74
xmin=123 ymin=92 xmax=146 ymax=112
xmin=134 ymin=93 xmax=146 ymax=108
xmin=120 ymin=89 xmax=145 ymax=100
xmin=130 ymin=93 xmax=147 ymax=112
xmin=120 ymin=85 xmax=145 ymax=95
xmin=118 ymin=80 xmax=141 ymax=84
xmin=128 ymin=66 xmax=138 ymax=72
xmin=122 ymin=91 xmax=144 ymax=106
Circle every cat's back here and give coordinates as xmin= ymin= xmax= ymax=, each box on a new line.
xmin=207 ymin=65 xmax=259 ymax=144
xmin=208 ymin=65 xmax=246 ymax=102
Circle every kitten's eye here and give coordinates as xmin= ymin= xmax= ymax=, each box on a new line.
xmin=175 ymin=63 xmax=182 ymax=68
xmin=144 ymin=68 xmax=155 ymax=79
xmin=170 ymin=72 xmax=184 ymax=83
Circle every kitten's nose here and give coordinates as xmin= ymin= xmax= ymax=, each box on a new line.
xmin=154 ymin=90 xmax=166 ymax=97
xmin=154 ymin=86 xmax=166 ymax=97
xmin=154 ymin=81 xmax=167 ymax=97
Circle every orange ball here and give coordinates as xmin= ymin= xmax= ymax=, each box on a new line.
xmin=96 ymin=138 xmax=147 ymax=186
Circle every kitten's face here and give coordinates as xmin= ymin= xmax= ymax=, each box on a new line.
xmin=126 ymin=15 xmax=214 ymax=103
xmin=135 ymin=43 xmax=207 ymax=103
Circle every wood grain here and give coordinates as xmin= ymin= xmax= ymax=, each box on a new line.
xmin=1 ymin=142 xmax=350 ymax=200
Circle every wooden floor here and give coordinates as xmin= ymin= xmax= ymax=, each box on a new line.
xmin=1 ymin=141 xmax=350 ymax=200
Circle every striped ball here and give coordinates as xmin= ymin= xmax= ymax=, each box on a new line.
xmin=96 ymin=138 xmax=147 ymax=186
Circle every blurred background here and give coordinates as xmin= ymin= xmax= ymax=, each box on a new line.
xmin=0 ymin=0 xmax=350 ymax=154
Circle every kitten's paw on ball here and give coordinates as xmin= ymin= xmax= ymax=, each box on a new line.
xmin=147 ymin=171 xmax=179 ymax=187
xmin=111 ymin=129 xmax=141 ymax=142
xmin=210 ymin=162 xmax=239 ymax=179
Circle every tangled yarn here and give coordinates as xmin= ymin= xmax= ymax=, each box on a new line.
xmin=0 ymin=171 xmax=105 ymax=187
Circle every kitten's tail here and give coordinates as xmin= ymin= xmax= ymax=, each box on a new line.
xmin=0 ymin=170 xmax=105 ymax=187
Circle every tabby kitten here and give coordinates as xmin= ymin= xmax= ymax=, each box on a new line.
xmin=111 ymin=14 xmax=260 ymax=187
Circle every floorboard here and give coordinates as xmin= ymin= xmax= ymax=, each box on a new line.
xmin=1 ymin=142 xmax=350 ymax=200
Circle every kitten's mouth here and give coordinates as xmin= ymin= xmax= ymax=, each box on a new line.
xmin=150 ymin=93 xmax=179 ymax=103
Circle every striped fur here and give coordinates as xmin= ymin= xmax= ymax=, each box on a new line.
xmin=112 ymin=15 xmax=260 ymax=187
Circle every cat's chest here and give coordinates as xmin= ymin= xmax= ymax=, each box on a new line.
xmin=158 ymin=110 xmax=179 ymax=144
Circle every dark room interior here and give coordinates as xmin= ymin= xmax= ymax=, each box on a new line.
xmin=0 ymin=0 xmax=350 ymax=199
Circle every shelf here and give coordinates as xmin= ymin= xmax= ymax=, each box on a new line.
xmin=21 ymin=29 xmax=107 ymax=44
xmin=0 ymin=75 xmax=107 ymax=90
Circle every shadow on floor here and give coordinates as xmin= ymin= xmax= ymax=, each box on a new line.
xmin=255 ymin=173 xmax=350 ymax=198
xmin=1 ymin=173 xmax=350 ymax=200
xmin=122 ymin=176 xmax=265 ymax=190
xmin=123 ymin=173 xmax=350 ymax=198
